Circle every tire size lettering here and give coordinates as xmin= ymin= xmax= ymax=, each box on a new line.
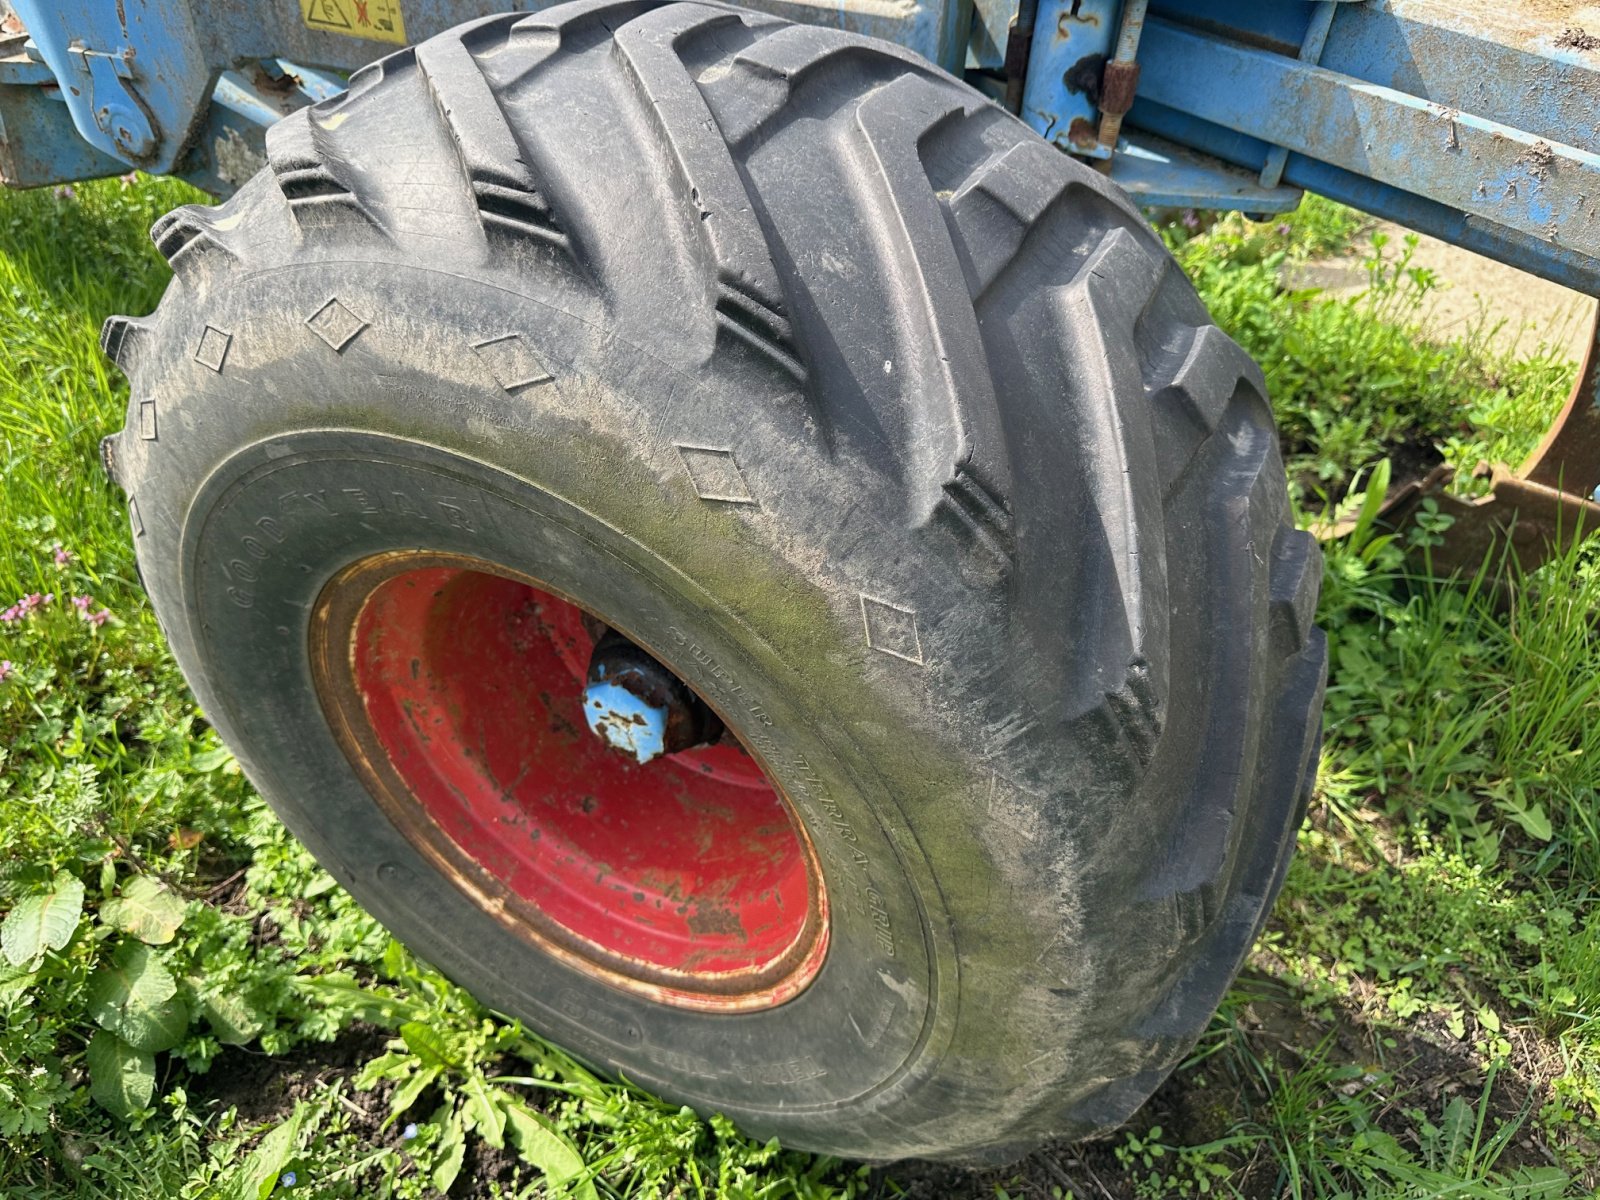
xmin=866 ymin=885 xmax=896 ymax=959
xmin=666 ymin=627 xmax=780 ymax=760
xmin=223 ymin=486 xmax=488 ymax=610
xmin=555 ymin=989 xmax=640 ymax=1044
xmin=792 ymin=756 xmax=862 ymax=849
xmin=273 ymin=487 xmax=484 ymax=531
xmin=793 ymin=755 xmax=896 ymax=958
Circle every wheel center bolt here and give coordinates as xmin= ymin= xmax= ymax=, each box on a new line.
xmin=583 ymin=629 xmax=724 ymax=764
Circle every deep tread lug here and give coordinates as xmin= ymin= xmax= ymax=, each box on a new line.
xmin=99 ymin=433 xmax=123 ymax=488
xmin=1269 ymin=527 xmax=1321 ymax=658
xmin=148 ymin=208 xmax=237 ymax=277
xmin=416 ymin=34 xmax=578 ymax=262
xmin=612 ymin=6 xmax=790 ymax=321
xmin=266 ymin=112 xmax=387 ymax=237
xmin=99 ymin=313 xmax=152 ymax=373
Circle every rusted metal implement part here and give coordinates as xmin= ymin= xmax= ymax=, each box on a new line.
xmin=1521 ymin=316 xmax=1600 ymax=498
xmin=1357 ymin=313 xmax=1600 ymax=579
xmin=1371 ymin=467 xmax=1600 ymax=581
xmin=1001 ymin=0 xmax=1039 ymax=115
xmin=1018 ymin=0 xmax=1119 ymax=160
xmin=1093 ymin=0 xmax=1146 ymax=157
xmin=311 ymin=552 xmax=829 ymax=1013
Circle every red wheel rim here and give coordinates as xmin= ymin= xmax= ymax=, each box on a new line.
xmin=311 ymin=552 xmax=829 ymax=1011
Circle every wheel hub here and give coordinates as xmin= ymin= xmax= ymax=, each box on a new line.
xmin=583 ymin=628 xmax=725 ymax=763
xmin=310 ymin=552 xmax=828 ymax=1011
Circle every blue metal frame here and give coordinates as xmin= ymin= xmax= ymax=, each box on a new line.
xmin=1127 ymin=6 xmax=1600 ymax=287
xmin=1 ymin=0 xmax=969 ymax=190
xmin=2 ymin=0 xmax=1597 ymax=299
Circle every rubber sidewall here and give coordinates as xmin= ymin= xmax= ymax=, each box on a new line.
xmin=160 ymin=420 xmax=964 ymax=1150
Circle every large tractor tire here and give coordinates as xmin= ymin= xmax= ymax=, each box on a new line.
xmin=101 ymin=0 xmax=1325 ymax=1164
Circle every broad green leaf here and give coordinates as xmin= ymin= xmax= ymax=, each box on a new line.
xmin=432 ymin=1114 xmax=467 ymax=1196
xmin=87 ymin=941 xmax=189 ymax=1052
xmin=382 ymin=938 xmax=409 ymax=982
xmin=399 ymin=1020 xmax=454 ymax=1069
xmin=1506 ymin=1167 xmax=1571 ymax=1199
xmin=201 ymin=991 xmax=263 ymax=1046
xmin=101 ymin=876 xmax=186 ymax=945
xmin=86 ymin=1030 xmax=155 ymax=1120
xmin=190 ymin=747 xmax=234 ymax=772
xmin=387 ymin=1064 xmax=440 ymax=1122
xmin=1509 ymin=802 xmax=1554 ymax=842
xmin=502 ymin=1096 xmax=597 ymax=1200
xmin=230 ymin=1104 xmax=308 ymax=1200
xmin=462 ymin=1076 xmax=506 ymax=1149
xmin=1438 ymin=1095 xmax=1472 ymax=1170
xmin=0 ymin=960 xmax=36 ymax=999
xmin=354 ymin=1050 xmax=413 ymax=1090
xmin=1 ymin=872 xmax=85 ymax=966
xmin=292 ymin=974 xmax=406 ymax=1025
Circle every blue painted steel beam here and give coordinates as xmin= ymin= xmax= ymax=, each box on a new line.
xmin=1110 ymin=129 xmax=1300 ymax=213
xmin=1132 ymin=97 xmax=1600 ymax=298
xmin=969 ymin=0 xmax=1013 ymax=69
xmin=1134 ymin=14 xmax=1600 ymax=269
xmin=10 ymin=0 xmax=212 ymax=172
xmin=8 ymin=0 xmax=973 ymax=184
xmin=745 ymin=0 xmax=972 ymax=73
xmin=176 ymin=62 xmax=348 ymax=196
xmin=0 ymin=74 xmax=129 ymax=188
xmin=1257 ymin=0 xmax=1335 ymax=190
xmin=1318 ymin=1 xmax=1598 ymax=155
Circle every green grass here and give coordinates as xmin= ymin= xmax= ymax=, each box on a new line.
xmin=3 ymin=179 xmax=1600 ymax=1198
xmin=1162 ymin=198 xmax=1575 ymax=503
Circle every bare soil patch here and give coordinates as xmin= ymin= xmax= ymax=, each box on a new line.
xmin=1293 ymin=221 xmax=1596 ymax=365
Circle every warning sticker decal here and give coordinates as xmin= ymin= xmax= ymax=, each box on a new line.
xmin=300 ymin=0 xmax=408 ymax=45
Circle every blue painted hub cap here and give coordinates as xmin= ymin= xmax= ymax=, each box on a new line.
xmin=584 ymin=670 xmax=671 ymax=764
xmin=582 ymin=629 xmax=724 ymax=764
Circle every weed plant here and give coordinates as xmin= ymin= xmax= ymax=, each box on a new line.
xmin=1163 ymin=199 xmax=1573 ymax=503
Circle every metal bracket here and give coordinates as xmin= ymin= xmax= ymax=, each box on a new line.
xmin=65 ymin=41 xmax=155 ymax=161
xmin=1343 ymin=311 xmax=1600 ymax=579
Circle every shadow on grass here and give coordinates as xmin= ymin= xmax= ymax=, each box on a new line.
xmin=878 ymin=963 xmax=1578 ymax=1200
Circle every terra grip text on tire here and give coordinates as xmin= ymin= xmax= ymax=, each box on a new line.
xmin=101 ymin=0 xmax=1326 ymax=1164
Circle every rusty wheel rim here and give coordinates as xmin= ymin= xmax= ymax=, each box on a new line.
xmin=310 ymin=551 xmax=829 ymax=1012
